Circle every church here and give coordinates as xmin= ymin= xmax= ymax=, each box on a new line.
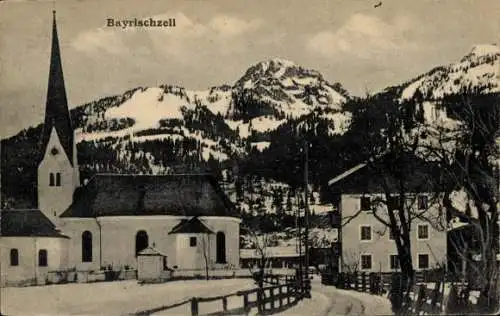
xmin=0 ymin=12 xmax=241 ymax=287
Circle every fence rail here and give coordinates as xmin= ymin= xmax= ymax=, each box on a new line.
xmin=133 ymin=273 xmax=305 ymax=316
xmin=404 ymin=282 xmax=445 ymax=315
xmin=321 ymin=272 xmax=384 ymax=295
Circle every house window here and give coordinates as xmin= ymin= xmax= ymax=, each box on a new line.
xmin=38 ymin=249 xmax=48 ymax=267
xmin=360 ymin=225 xmax=372 ymax=241
xmin=49 ymin=173 xmax=55 ymax=186
xmin=390 ymin=255 xmax=399 ymax=270
xmin=190 ymin=237 xmax=197 ymax=247
xmin=417 ymin=224 xmax=429 ymax=240
xmin=135 ymin=230 xmax=149 ymax=256
xmin=10 ymin=249 xmax=19 ymax=266
xmin=418 ymin=195 xmax=428 ymax=210
xmin=216 ymin=232 xmax=226 ymax=264
xmin=361 ymin=254 xmax=372 ymax=270
xmin=388 ymin=195 xmax=400 ymax=210
xmin=418 ymin=254 xmax=429 ymax=269
xmin=360 ymin=196 xmax=371 ymax=211
xmin=82 ymin=231 xmax=93 ymax=262
xmin=56 ymin=173 xmax=61 ymax=186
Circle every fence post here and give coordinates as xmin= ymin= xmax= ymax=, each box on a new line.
xmin=445 ymin=285 xmax=459 ymax=314
xmin=415 ymin=284 xmax=426 ymax=314
xmin=191 ymin=297 xmax=199 ymax=316
xmin=361 ymin=272 xmax=366 ymax=292
xmin=257 ymin=289 xmax=264 ymax=314
xmin=354 ymin=272 xmax=359 ymax=291
xmin=243 ymin=293 xmax=250 ymax=315
xmin=287 ymin=284 xmax=291 ymax=305
xmin=430 ymin=281 xmax=441 ymax=313
xmin=222 ymin=296 xmax=228 ymax=311
xmin=270 ymin=287 xmax=275 ymax=309
xmin=279 ymin=285 xmax=283 ymax=308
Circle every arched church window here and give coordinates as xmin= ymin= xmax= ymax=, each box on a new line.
xmin=38 ymin=249 xmax=48 ymax=267
xmin=49 ymin=173 xmax=55 ymax=186
xmin=216 ymin=231 xmax=226 ymax=264
xmin=82 ymin=231 xmax=93 ymax=262
xmin=10 ymin=249 xmax=19 ymax=266
xmin=135 ymin=230 xmax=149 ymax=256
xmin=56 ymin=173 xmax=61 ymax=186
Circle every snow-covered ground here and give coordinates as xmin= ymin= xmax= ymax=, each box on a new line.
xmin=1 ymin=279 xmax=255 ymax=316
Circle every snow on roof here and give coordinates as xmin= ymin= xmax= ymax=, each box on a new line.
xmin=240 ymin=247 xmax=302 ymax=259
xmin=137 ymin=246 xmax=166 ymax=256
xmin=327 ymin=163 xmax=367 ymax=186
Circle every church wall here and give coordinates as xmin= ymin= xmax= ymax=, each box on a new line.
xmin=63 ymin=216 xmax=242 ymax=271
xmin=201 ymin=217 xmax=241 ymax=268
xmin=58 ymin=219 xmax=101 ymax=271
xmin=97 ymin=216 xmax=182 ymax=270
xmin=175 ymin=233 xmax=213 ymax=270
xmin=0 ymin=236 xmax=68 ymax=286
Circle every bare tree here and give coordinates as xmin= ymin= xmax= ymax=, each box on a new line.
xmin=418 ymin=91 xmax=500 ymax=311
xmin=342 ymin=249 xmax=361 ymax=274
xmin=241 ymin=227 xmax=272 ymax=290
xmin=200 ymin=234 xmax=211 ymax=281
xmin=338 ymin=92 xmax=449 ymax=315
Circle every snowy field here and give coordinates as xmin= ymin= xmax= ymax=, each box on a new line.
xmin=1 ymin=279 xmax=255 ymax=315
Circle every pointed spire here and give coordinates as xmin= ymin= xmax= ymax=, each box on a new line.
xmin=41 ymin=10 xmax=74 ymax=165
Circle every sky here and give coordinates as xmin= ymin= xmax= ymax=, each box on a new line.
xmin=0 ymin=0 xmax=499 ymax=138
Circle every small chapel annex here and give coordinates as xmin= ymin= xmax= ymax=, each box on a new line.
xmin=0 ymin=12 xmax=241 ymax=287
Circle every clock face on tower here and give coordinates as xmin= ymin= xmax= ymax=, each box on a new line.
xmin=51 ymin=147 xmax=59 ymax=156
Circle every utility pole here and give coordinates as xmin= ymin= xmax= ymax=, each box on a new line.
xmin=0 ymin=140 xmax=3 ymax=316
xmin=295 ymin=189 xmax=302 ymax=292
xmin=303 ymin=141 xmax=311 ymax=298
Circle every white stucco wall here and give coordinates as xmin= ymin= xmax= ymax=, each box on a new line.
xmin=58 ymin=219 xmax=101 ymax=271
xmin=0 ymin=236 xmax=69 ymax=286
xmin=38 ymin=128 xmax=77 ymax=225
xmin=57 ymin=216 xmax=241 ymax=271
xmin=137 ymin=255 xmax=163 ymax=280
xmin=201 ymin=216 xmax=241 ymax=268
xmin=340 ymin=193 xmax=447 ymax=273
xmin=175 ymin=233 xmax=210 ymax=270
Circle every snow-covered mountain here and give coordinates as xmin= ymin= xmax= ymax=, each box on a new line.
xmin=232 ymin=58 xmax=347 ymax=115
xmin=74 ymin=59 xmax=351 ymax=162
xmin=391 ymin=45 xmax=500 ymax=162
xmin=401 ymin=44 xmax=499 ymax=102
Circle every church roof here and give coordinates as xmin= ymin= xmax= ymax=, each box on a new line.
xmin=168 ymin=217 xmax=214 ymax=234
xmin=0 ymin=209 xmax=69 ymax=238
xmin=40 ymin=11 xmax=74 ymax=164
xmin=60 ymin=173 xmax=240 ymax=218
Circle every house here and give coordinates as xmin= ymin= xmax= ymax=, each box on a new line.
xmin=327 ymin=162 xmax=447 ymax=274
xmin=240 ymin=247 xmax=303 ymax=269
xmin=0 ymin=11 xmax=240 ymax=287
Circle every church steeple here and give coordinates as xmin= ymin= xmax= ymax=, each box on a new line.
xmin=38 ymin=11 xmax=79 ymax=223
xmin=41 ymin=10 xmax=74 ymax=165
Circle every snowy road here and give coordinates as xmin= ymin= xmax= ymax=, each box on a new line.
xmin=278 ymin=277 xmax=392 ymax=316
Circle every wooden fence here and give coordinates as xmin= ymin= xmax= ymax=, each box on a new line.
xmin=134 ymin=274 xmax=305 ymax=316
xmin=322 ymin=272 xmax=384 ymax=295
xmin=402 ymin=281 xmax=445 ymax=315
xmin=444 ymin=283 xmax=496 ymax=314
